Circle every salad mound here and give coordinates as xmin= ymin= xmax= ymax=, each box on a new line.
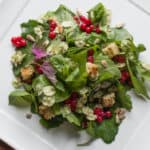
xmin=9 ymin=3 xmax=150 ymax=144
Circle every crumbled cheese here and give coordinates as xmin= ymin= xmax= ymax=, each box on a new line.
xmin=142 ymin=63 xmax=150 ymax=70
xmin=41 ymin=85 xmax=56 ymax=107
xmin=47 ymin=41 xmax=68 ymax=55
xmin=43 ymin=86 xmax=56 ymax=96
xmin=12 ymin=78 xmax=22 ymax=89
xmin=43 ymin=39 xmax=50 ymax=47
xmin=61 ymin=106 xmax=71 ymax=117
xmin=102 ymin=43 xmax=120 ymax=58
xmin=11 ymin=51 xmax=26 ymax=66
xmin=77 ymin=96 xmax=87 ymax=109
xmin=117 ymin=63 xmax=126 ymax=69
xmin=86 ymin=62 xmax=99 ymax=79
xmin=62 ymin=21 xmax=73 ymax=27
xmin=79 ymin=87 xmax=89 ymax=96
xmin=39 ymin=105 xmax=54 ymax=120
xmin=102 ymin=92 xmax=115 ymax=107
xmin=75 ymin=40 xmax=86 ymax=48
xmin=20 ymin=65 xmax=34 ymax=81
xmin=26 ymin=34 xmax=35 ymax=42
xmin=82 ymin=107 xmax=97 ymax=121
xmin=94 ymin=38 xmax=100 ymax=44
xmin=35 ymin=83 xmax=43 ymax=96
xmin=59 ymin=42 xmax=68 ymax=52
xmin=115 ymin=108 xmax=126 ymax=124
xmin=115 ymin=22 xmax=125 ymax=28
xmin=42 ymin=96 xmax=55 ymax=107
xmin=101 ymin=60 xmax=108 ymax=68
xmin=55 ymin=24 xmax=63 ymax=33
xmin=34 ymin=26 xmax=43 ymax=39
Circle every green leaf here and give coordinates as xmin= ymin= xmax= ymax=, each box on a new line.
xmin=21 ymin=19 xmax=47 ymax=38
xmin=40 ymin=115 xmax=64 ymax=129
xmin=55 ymin=89 xmax=69 ymax=103
xmin=88 ymin=3 xmax=109 ymax=26
xmin=65 ymin=113 xmax=80 ymax=126
xmin=55 ymin=4 xmax=75 ymax=23
xmin=108 ymin=28 xmax=133 ymax=41
xmin=116 ymin=82 xmax=132 ymax=110
xmin=50 ymin=54 xmax=87 ymax=90
xmin=32 ymin=75 xmax=50 ymax=91
xmin=87 ymin=116 xmax=118 ymax=143
xmin=95 ymin=53 xmax=121 ymax=81
xmin=31 ymin=98 xmax=39 ymax=113
xmin=127 ymin=60 xmax=150 ymax=99
xmin=23 ymin=83 xmax=33 ymax=92
xmin=68 ymin=50 xmax=88 ymax=90
xmin=13 ymin=43 xmax=34 ymax=76
xmin=136 ymin=44 xmax=146 ymax=53
xmin=9 ymin=90 xmax=35 ymax=107
xmin=136 ymin=64 xmax=150 ymax=81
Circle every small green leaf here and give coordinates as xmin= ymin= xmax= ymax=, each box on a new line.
xmin=65 ymin=113 xmax=80 ymax=126
xmin=87 ymin=116 xmax=119 ymax=143
xmin=108 ymin=28 xmax=133 ymax=41
xmin=136 ymin=44 xmax=146 ymax=53
xmin=55 ymin=4 xmax=75 ymax=23
xmin=40 ymin=115 xmax=64 ymax=129
xmin=116 ymin=82 xmax=132 ymax=110
xmin=88 ymin=3 xmax=109 ymax=26
xmin=95 ymin=53 xmax=121 ymax=81
xmin=127 ymin=60 xmax=150 ymax=99
xmin=9 ymin=90 xmax=35 ymax=107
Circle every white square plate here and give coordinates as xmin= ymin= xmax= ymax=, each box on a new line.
xmin=0 ymin=0 xmax=150 ymax=150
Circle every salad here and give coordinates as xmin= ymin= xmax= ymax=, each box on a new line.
xmin=9 ymin=3 xmax=150 ymax=144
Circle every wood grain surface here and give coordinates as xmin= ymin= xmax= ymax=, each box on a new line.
xmin=0 ymin=140 xmax=14 ymax=150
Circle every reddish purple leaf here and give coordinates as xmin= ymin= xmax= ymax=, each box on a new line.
xmin=32 ymin=47 xmax=47 ymax=60
xmin=41 ymin=62 xmax=57 ymax=84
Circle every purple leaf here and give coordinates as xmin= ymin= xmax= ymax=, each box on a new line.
xmin=32 ymin=47 xmax=47 ymax=60
xmin=41 ymin=62 xmax=57 ymax=84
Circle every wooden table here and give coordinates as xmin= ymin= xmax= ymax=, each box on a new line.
xmin=0 ymin=140 xmax=14 ymax=150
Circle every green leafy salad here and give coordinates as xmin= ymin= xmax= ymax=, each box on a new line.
xmin=9 ymin=3 xmax=150 ymax=144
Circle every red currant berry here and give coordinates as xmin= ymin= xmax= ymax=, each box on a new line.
xmin=96 ymin=116 xmax=103 ymax=123
xmin=105 ymin=111 xmax=112 ymax=118
xmin=50 ymin=20 xmax=57 ymax=29
xmin=85 ymin=27 xmax=92 ymax=34
xmin=80 ymin=15 xmax=91 ymax=25
xmin=94 ymin=107 xmax=102 ymax=115
xmin=49 ymin=31 xmax=56 ymax=39
xmin=80 ymin=23 xmax=87 ymax=31
xmin=87 ymin=56 xmax=94 ymax=63
xmin=79 ymin=15 xmax=87 ymax=22
xmin=89 ymin=24 xmax=94 ymax=31
xmin=99 ymin=111 xmax=105 ymax=118
xmin=70 ymin=92 xmax=79 ymax=99
xmin=87 ymin=49 xmax=94 ymax=56
xmin=35 ymin=64 xmax=43 ymax=74
xmin=95 ymin=27 xmax=101 ymax=34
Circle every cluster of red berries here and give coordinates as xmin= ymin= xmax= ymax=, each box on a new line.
xmin=64 ymin=92 xmax=79 ymax=111
xmin=94 ymin=107 xmax=112 ymax=123
xmin=120 ymin=70 xmax=131 ymax=85
xmin=48 ymin=20 xmax=57 ymax=39
xmin=35 ymin=64 xmax=43 ymax=74
xmin=74 ymin=15 xmax=101 ymax=34
xmin=87 ymin=49 xmax=94 ymax=63
xmin=112 ymin=55 xmax=126 ymax=63
xmin=112 ymin=55 xmax=132 ymax=85
xmin=11 ymin=36 xmax=27 ymax=48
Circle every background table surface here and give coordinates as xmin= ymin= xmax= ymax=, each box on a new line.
xmin=0 ymin=140 xmax=14 ymax=150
